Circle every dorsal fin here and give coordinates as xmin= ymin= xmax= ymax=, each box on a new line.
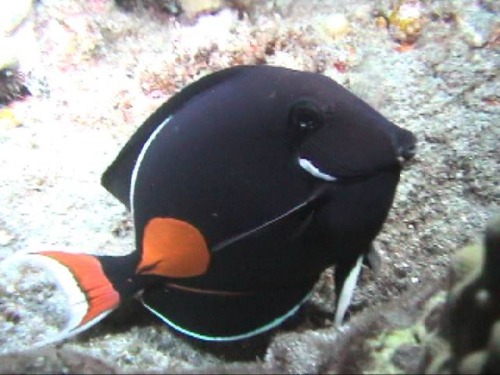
xmin=101 ymin=66 xmax=250 ymax=208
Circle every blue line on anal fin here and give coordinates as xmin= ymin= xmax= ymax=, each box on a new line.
xmin=141 ymin=294 xmax=310 ymax=342
xmin=140 ymin=282 xmax=315 ymax=341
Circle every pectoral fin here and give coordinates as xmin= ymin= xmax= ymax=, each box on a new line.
xmin=364 ymin=243 xmax=382 ymax=276
xmin=334 ymin=254 xmax=363 ymax=327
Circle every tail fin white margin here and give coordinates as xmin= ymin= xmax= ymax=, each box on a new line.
xmin=1 ymin=252 xmax=119 ymax=350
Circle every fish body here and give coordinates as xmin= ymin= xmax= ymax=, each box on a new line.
xmin=23 ymin=65 xmax=416 ymax=342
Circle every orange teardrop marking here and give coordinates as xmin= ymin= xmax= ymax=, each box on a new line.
xmin=137 ymin=217 xmax=211 ymax=278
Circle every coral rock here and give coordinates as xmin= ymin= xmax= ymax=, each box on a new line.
xmin=178 ymin=0 xmax=224 ymax=17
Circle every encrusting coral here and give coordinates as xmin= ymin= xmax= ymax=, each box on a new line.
xmin=426 ymin=215 xmax=500 ymax=374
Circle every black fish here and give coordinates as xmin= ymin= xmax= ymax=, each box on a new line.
xmin=20 ymin=65 xmax=416 ymax=342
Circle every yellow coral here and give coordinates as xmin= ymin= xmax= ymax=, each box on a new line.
xmin=388 ymin=0 xmax=424 ymax=44
xmin=0 ymin=107 xmax=22 ymax=129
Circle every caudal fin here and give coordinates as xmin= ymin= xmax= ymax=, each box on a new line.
xmin=6 ymin=250 xmax=121 ymax=346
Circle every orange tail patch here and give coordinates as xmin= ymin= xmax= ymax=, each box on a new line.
xmin=137 ymin=217 xmax=211 ymax=278
xmin=40 ymin=251 xmax=120 ymax=326
xmin=2 ymin=250 xmax=122 ymax=347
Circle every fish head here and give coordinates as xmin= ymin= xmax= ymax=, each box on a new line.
xmin=286 ymin=73 xmax=416 ymax=181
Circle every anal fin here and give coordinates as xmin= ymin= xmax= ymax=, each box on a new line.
xmin=141 ymin=281 xmax=315 ymax=341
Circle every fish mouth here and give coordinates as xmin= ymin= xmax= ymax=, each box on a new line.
xmin=297 ymin=135 xmax=416 ymax=182
xmin=297 ymin=116 xmax=417 ymax=182
xmin=396 ymin=143 xmax=417 ymax=167
xmin=297 ymin=138 xmax=402 ymax=183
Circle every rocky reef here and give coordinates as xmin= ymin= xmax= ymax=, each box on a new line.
xmin=426 ymin=215 xmax=500 ymax=374
xmin=0 ymin=0 xmax=498 ymax=373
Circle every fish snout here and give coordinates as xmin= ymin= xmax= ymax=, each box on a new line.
xmin=394 ymin=129 xmax=417 ymax=166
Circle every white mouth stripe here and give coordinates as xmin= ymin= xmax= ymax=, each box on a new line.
xmin=130 ymin=116 xmax=172 ymax=217
xmin=298 ymin=158 xmax=337 ymax=181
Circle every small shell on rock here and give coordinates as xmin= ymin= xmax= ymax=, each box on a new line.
xmin=178 ymin=0 xmax=224 ymax=18
xmin=0 ymin=228 xmax=16 ymax=246
xmin=0 ymin=0 xmax=33 ymax=35
xmin=456 ymin=15 xmax=491 ymax=48
xmin=322 ymin=13 xmax=350 ymax=39
xmin=0 ymin=0 xmax=33 ymax=74
xmin=0 ymin=38 xmax=18 ymax=71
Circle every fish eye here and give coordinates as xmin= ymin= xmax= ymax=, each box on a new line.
xmin=289 ymin=100 xmax=324 ymax=132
